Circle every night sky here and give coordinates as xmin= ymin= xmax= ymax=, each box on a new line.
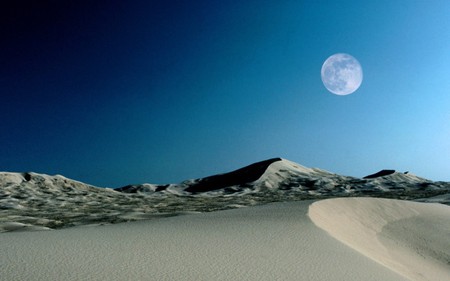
xmin=2 ymin=1 xmax=449 ymax=187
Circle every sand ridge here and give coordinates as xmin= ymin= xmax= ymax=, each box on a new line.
xmin=309 ymin=197 xmax=450 ymax=281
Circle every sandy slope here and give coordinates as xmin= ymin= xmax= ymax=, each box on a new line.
xmin=309 ymin=198 xmax=450 ymax=281
xmin=0 ymin=201 xmax=407 ymax=281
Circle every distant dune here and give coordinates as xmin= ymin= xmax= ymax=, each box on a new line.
xmin=1 ymin=158 xmax=449 ymax=232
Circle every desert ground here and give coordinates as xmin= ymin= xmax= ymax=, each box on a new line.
xmin=1 ymin=159 xmax=449 ymax=280
xmin=1 ymin=198 xmax=449 ymax=280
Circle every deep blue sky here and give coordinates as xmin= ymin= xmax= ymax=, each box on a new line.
xmin=1 ymin=1 xmax=449 ymax=187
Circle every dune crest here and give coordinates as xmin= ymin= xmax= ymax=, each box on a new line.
xmin=308 ymin=198 xmax=450 ymax=281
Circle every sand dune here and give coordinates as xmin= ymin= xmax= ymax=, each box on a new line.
xmin=0 ymin=200 xmax=408 ymax=281
xmin=309 ymin=198 xmax=450 ymax=281
xmin=1 ymin=160 xmax=450 ymax=280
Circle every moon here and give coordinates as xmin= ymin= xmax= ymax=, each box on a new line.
xmin=321 ymin=53 xmax=363 ymax=95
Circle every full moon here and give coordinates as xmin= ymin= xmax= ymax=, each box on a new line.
xmin=321 ymin=53 xmax=363 ymax=95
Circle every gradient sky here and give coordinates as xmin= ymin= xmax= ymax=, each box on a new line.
xmin=1 ymin=1 xmax=449 ymax=187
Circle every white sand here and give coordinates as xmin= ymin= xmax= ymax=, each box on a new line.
xmin=0 ymin=200 xmax=408 ymax=281
xmin=309 ymin=197 xmax=450 ymax=281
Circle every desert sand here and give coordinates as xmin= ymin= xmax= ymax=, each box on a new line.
xmin=1 ymin=198 xmax=434 ymax=281
xmin=309 ymin=198 xmax=450 ymax=281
